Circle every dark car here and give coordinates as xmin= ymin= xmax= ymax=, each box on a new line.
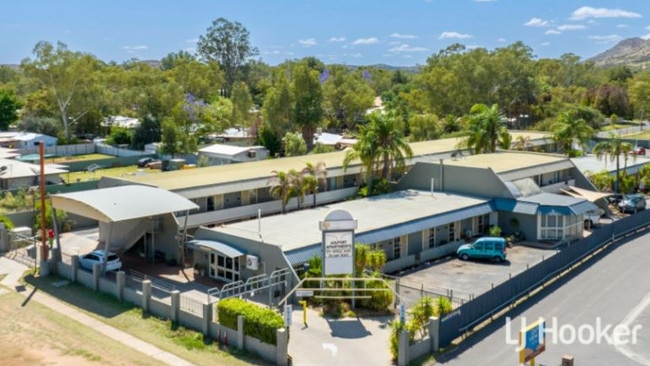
xmin=137 ymin=157 xmax=155 ymax=168
xmin=618 ymin=194 xmax=646 ymax=213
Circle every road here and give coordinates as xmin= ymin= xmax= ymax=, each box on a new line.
xmin=436 ymin=231 xmax=650 ymax=366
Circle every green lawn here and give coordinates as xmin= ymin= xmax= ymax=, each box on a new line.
xmin=622 ymin=130 xmax=650 ymax=140
xmin=52 ymin=153 xmax=113 ymax=164
xmin=62 ymin=165 xmax=162 ymax=183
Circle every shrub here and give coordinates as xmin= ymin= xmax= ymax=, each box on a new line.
xmin=217 ymin=298 xmax=284 ymax=345
xmin=435 ymin=296 xmax=453 ymax=317
xmin=488 ymin=225 xmax=502 ymax=237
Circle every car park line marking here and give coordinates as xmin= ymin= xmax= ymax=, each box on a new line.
xmin=615 ymin=292 xmax=650 ymax=365
xmin=322 ymin=342 xmax=338 ymax=357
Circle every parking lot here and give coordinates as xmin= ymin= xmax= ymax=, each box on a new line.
xmin=397 ymin=243 xmax=559 ymax=305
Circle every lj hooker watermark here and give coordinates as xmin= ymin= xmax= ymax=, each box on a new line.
xmin=505 ymin=317 xmax=642 ymax=349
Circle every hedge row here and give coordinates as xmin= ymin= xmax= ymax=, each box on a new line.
xmin=217 ymin=298 xmax=284 ymax=345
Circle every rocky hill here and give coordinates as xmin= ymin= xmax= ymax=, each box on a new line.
xmin=588 ymin=37 xmax=650 ymax=68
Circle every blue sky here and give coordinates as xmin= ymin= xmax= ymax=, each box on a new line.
xmin=1 ymin=1 xmax=649 ymax=66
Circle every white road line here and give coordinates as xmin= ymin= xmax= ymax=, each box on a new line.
xmin=616 ymin=292 xmax=650 ymax=365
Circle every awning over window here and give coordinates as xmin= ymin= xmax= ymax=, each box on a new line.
xmin=186 ymin=239 xmax=244 ymax=258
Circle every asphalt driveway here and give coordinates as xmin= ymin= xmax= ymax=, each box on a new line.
xmin=397 ymin=244 xmax=558 ymax=304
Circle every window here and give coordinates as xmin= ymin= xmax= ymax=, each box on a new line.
xmin=477 ymin=215 xmax=486 ymax=234
xmin=247 ymin=150 xmax=256 ymax=158
xmin=392 ymin=237 xmax=401 ymax=259
xmin=449 ymin=222 xmax=456 ymax=242
xmin=428 ymin=228 xmax=436 ymax=248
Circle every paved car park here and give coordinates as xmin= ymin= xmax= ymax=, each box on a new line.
xmin=397 ymin=243 xmax=559 ymax=303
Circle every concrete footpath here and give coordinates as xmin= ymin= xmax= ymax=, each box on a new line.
xmin=287 ymin=304 xmax=394 ymax=366
xmin=0 ymin=257 xmax=193 ymax=366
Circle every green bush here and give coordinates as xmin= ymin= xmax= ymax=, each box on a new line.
xmin=217 ymin=298 xmax=284 ymax=345
xmin=0 ymin=214 xmax=14 ymax=230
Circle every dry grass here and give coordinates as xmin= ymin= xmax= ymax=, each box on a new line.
xmin=0 ymin=285 xmax=163 ymax=366
xmin=21 ymin=274 xmax=272 ymax=366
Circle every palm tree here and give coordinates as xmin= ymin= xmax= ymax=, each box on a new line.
xmin=300 ymin=175 xmax=319 ymax=208
xmin=302 ymin=161 xmax=327 ymax=208
xmin=512 ymin=135 xmax=532 ymax=151
xmin=343 ymin=124 xmax=380 ymax=194
xmin=268 ymin=170 xmax=297 ymax=214
xmin=460 ymin=103 xmax=508 ymax=154
xmin=551 ymin=110 xmax=594 ymax=157
xmin=592 ymin=133 xmax=633 ymax=194
xmin=371 ymin=112 xmax=414 ymax=180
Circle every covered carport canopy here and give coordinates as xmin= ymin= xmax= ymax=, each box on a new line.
xmin=50 ymin=185 xmax=199 ymax=222
xmin=561 ymin=185 xmax=612 ymax=203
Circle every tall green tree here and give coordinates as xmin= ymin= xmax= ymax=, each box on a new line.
xmin=160 ymin=117 xmax=180 ymax=158
xmin=593 ymin=133 xmax=633 ymax=194
xmin=460 ymin=103 xmax=508 ymax=154
xmin=21 ymin=41 xmax=101 ymax=140
xmin=551 ymin=109 xmax=594 ymax=157
xmin=230 ymin=81 xmax=253 ymax=131
xmin=292 ymin=61 xmax=323 ymax=151
xmin=0 ymin=89 xmax=22 ymax=130
xmin=322 ymin=65 xmax=375 ymax=132
xmin=131 ymin=114 xmax=161 ymax=150
xmin=197 ymin=17 xmax=259 ymax=97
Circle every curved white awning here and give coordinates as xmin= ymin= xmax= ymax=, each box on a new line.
xmin=51 ymin=185 xmax=199 ymax=223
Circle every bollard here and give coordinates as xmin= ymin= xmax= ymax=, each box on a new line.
xmin=217 ymin=329 xmax=221 ymax=345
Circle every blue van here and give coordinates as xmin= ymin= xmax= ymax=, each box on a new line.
xmin=456 ymin=237 xmax=507 ymax=263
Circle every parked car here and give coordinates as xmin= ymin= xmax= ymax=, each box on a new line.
xmin=457 ymin=236 xmax=507 ymax=263
xmin=618 ymin=194 xmax=646 ymax=213
xmin=137 ymin=157 xmax=155 ymax=168
xmin=633 ymin=146 xmax=646 ymax=156
xmin=584 ymin=208 xmax=604 ymax=229
xmin=79 ymin=250 xmax=122 ymax=271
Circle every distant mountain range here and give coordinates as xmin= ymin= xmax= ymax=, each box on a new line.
xmin=588 ymin=37 xmax=650 ymax=69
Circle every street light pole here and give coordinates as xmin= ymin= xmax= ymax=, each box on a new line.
xmin=39 ymin=141 xmax=48 ymax=265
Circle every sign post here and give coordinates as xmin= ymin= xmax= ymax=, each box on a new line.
xmin=519 ymin=318 xmax=546 ymax=365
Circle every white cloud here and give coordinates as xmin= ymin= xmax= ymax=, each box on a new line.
xmin=570 ymin=6 xmax=642 ymax=20
xmin=390 ymin=33 xmax=417 ymax=39
xmin=524 ymin=17 xmax=549 ymax=27
xmin=474 ymin=0 xmax=496 ymax=2
xmin=439 ymin=31 xmax=472 ymax=39
xmin=123 ymin=45 xmax=148 ymax=50
xmin=646 ymin=25 xmax=650 ymax=30
xmin=557 ymin=24 xmax=586 ymax=31
xmin=642 ymin=34 xmax=650 ymax=40
xmin=299 ymin=38 xmax=317 ymax=47
xmin=352 ymin=37 xmax=379 ymax=45
xmin=185 ymin=38 xmax=198 ymax=44
xmin=589 ymin=34 xmax=622 ymax=42
xmin=328 ymin=37 xmax=346 ymax=42
xmin=545 ymin=29 xmax=561 ymax=35
xmin=616 ymin=24 xmax=629 ymax=28
xmin=497 ymin=37 xmax=507 ymax=43
xmin=540 ymin=42 xmax=551 ymax=47
xmin=389 ymin=44 xmax=429 ymax=53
